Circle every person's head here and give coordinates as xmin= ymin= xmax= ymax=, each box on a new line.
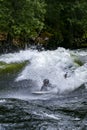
xmin=43 ymin=79 xmax=49 ymax=86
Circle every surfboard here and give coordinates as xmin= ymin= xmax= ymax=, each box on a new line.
xmin=32 ymin=91 xmax=51 ymax=95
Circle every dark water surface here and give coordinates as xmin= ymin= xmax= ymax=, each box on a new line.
xmin=0 ymin=74 xmax=87 ymax=130
xmin=0 ymin=93 xmax=87 ymax=130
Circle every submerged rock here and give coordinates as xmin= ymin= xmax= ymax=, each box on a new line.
xmin=0 ymin=61 xmax=28 ymax=75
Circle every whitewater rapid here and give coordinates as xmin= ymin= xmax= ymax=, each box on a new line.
xmin=0 ymin=47 xmax=87 ymax=93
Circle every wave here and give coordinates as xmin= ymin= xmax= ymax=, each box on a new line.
xmin=0 ymin=47 xmax=87 ymax=93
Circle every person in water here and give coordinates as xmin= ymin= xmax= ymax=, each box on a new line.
xmin=41 ymin=79 xmax=52 ymax=91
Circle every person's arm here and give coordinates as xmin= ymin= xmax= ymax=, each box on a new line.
xmin=41 ymin=86 xmax=44 ymax=91
xmin=41 ymin=85 xmax=48 ymax=91
xmin=49 ymin=83 xmax=53 ymax=88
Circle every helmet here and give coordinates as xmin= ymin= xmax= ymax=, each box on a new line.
xmin=43 ymin=79 xmax=49 ymax=85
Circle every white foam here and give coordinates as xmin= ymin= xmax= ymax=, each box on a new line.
xmin=0 ymin=47 xmax=87 ymax=93
xmin=0 ymin=49 xmax=38 ymax=63
xmin=0 ymin=99 xmax=6 ymax=103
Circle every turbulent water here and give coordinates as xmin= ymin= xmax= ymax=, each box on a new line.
xmin=0 ymin=47 xmax=87 ymax=130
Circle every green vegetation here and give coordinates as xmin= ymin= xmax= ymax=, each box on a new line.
xmin=0 ymin=0 xmax=87 ymax=50
xmin=45 ymin=0 xmax=87 ymax=48
xmin=0 ymin=0 xmax=46 ymax=42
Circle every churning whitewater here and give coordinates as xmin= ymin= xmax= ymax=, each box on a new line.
xmin=0 ymin=47 xmax=87 ymax=94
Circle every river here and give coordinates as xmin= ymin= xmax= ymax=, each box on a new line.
xmin=0 ymin=47 xmax=87 ymax=130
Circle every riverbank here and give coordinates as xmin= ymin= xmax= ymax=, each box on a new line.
xmin=0 ymin=32 xmax=87 ymax=54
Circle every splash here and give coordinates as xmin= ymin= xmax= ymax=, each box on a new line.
xmin=0 ymin=47 xmax=87 ymax=93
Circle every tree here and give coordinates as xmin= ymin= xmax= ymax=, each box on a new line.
xmin=0 ymin=0 xmax=46 ymax=42
xmin=45 ymin=0 xmax=87 ymax=48
xmin=60 ymin=0 xmax=87 ymax=48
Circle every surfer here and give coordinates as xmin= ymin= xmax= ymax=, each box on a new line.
xmin=41 ymin=79 xmax=53 ymax=91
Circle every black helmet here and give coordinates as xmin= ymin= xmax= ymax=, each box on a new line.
xmin=43 ymin=79 xmax=49 ymax=85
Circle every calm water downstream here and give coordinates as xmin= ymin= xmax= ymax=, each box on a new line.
xmin=0 ymin=48 xmax=87 ymax=130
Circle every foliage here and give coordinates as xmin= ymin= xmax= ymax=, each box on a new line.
xmin=0 ymin=0 xmax=87 ymax=49
xmin=45 ymin=0 xmax=87 ymax=48
xmin=0 ymin=0 xmax=46 ymax=39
